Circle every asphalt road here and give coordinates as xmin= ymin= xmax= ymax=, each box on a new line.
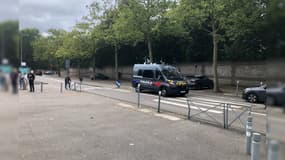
xmin=40 ymin=76 xmax=267 ymax=134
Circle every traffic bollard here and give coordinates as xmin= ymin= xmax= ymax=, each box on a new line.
xmin=137 ymin=84 xmax=141 ymax=108
xmin=223 ymin=103 xmax=229 ymax=129
xmin=187 ymin=95 xmax=191 ymax=120
xmin=74 ymin=82 xmax=77 ymax=91
xmin=246 ymin=116 xmax=253 ymax=155
xmin=267 ymin=140 xmax=280 ymax=160
xmin=249 ymin=106 xmax=252 ymax=116
xmin=251 ymin=132 xmax=261 ymax=160
xmin=158 ymin=91 xmax=161 ymax=113
xmin=223 ymin=103 xmax=226 ymax=128
xmin=40 ymin=82 xmax=43 ymax=93
xmin=226 ymin=104 xmax=229 ymax=129
xmin=80 ymin=82 xmax=82 ymax=92
xmin=60 ymin=82 xmax=63 ymax=93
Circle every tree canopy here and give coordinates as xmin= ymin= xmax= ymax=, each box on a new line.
xmin=22 ymin=0 xmax=284 ymax=88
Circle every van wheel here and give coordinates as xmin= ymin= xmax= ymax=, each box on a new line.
xmin=160 ymin=87 xmax=168 ymax=97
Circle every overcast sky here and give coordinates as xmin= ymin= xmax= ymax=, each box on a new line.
xmin=0 ymin=0 xmax=95 ymax=32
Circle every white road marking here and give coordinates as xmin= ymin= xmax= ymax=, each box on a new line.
xmin=154 ymin=113 xmax=181 ymax=121
xmin=82 ymin=87 xmax=99 ymax=91
xmin=251 ymin=112 xmax=266 ymax=116
xmin=138 ymin=108 xmax=152 ymax=113
xmin=163 ymin=97 xmax=235 ymax=109
xmin=82 ymin=86 xmax=131 ymax=93
xmin=179 ymin=97 xmax=251 ymax=108
xmin=153 ymin=99 xmax=222 ymax=114
xmin=118 ymin=103 xmax=135 ymax=109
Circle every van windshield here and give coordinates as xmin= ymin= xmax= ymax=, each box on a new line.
xmin=162 ymin=66 xmax=183 ymax=80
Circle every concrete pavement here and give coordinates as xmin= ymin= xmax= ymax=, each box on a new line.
xmin=0 ymin=76 xmax=265 ymax=160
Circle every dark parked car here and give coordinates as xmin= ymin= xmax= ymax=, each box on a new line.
xmin=92 ymin=73 xmax=109 ymax=80
xmin=35 ymin=70 xmax=43 ymax=76
xmin=242 ymin=85 xmax=266 ymax=103
xmin=44 ymin=70 xmax=55 ymax=75
xmin=185 ymin=75 xmax=214 ymax=89
xmin=242 ymin=85 xmax=285 ymax=107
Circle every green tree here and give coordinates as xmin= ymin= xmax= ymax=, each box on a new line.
xmin=172 ymin=0 xmax=266 ymax=92
xmin=118 ymin=0 xmax=173 ymax=63
xmin=85 ymin=0 xmax=143 ymax=79
xmin=33 ymin=29 xmax=67 ymax=76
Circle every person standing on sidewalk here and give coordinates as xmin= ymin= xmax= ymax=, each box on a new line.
xmin=65 ymin=76 xmax=71 ymax=90
xmin=27 ymin=70 xmax=35 ymax=92
xmin=10 ymin=68 xmax=18 ymax=94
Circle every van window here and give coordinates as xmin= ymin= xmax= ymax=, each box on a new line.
xmin=155 ymin=70 xmax=163 ymax=80
xmin=138 ymin=70 xmax=143 ymax=76
xmin=142 ymin=70 xmax=154 ymax=78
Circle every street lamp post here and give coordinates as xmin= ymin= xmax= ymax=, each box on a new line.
xmin=1 ymin=28 xmax=5 ymax=62
xmin=20 ymin=33 xmax=23 ymax=65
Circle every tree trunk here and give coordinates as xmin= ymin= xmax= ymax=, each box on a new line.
xmin=114 ymin=45 xmax=119 ymax=80
xmin=57 ymin=59 xmax=61 ymax=77
xmin=212 ymin=29 xmax=220 ymax=92
xmin=147 ymin=35 xmax=153 ymax=63
xmin=78 ymin=59 xmax=81 ymax=78
xmin=93 ymin=55 xmax=96 ymax=79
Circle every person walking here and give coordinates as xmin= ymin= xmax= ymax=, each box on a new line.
xmin=10 ymin=68 xmax=18 ymax=94
xmin=27 ymin=70 xmax=35 ymax=92
xmin=65 ymin=76 xmax=71 ymax=90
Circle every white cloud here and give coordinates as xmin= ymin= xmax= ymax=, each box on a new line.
xmin=18 ymin=0 xmax=94 ymax=32
xmin=0 ymin=0 xmax=19 ymax=21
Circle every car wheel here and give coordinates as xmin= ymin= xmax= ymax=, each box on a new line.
xmin=266 ymin=96 xmax=275 ymax=106
xmin=160 ymin=87 xmax=168 ymax=97
xmin=247 ymin=93 xmax=258 ymax=103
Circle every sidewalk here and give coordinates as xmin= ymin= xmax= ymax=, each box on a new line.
xmin=13 ymin=77 xmax=267 ymax=160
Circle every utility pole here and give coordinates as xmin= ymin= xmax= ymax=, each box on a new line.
xmin=1 ymin=29 xmax=5 ymax=62
xmin=20 ymin=33 xmax=23 ymax=64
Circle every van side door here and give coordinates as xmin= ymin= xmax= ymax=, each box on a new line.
xmin=140 ymin=69 xmax=155 ymax=90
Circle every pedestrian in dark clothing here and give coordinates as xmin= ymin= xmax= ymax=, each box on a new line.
xmin=10 ymin=68 xmax=18 ymax=94
xmin=27 ymin=70 xmax=35 ymax=92
xmin=65 ymin=76 xmax=71 ymax=89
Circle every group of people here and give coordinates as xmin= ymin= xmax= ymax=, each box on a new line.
xmin=9 ymin=69 xmax=35 ymax=94
xmin=0 ymin=66 xmax=77 ymax=94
